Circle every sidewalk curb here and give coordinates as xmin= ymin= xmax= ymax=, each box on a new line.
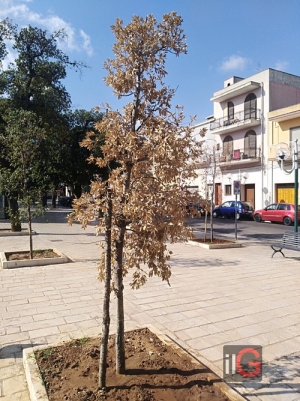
xmin=1 ymin=248 xmax=69 ymax=269
xmin=23 ymin=347 xmax=49 ymax=401
xmin=186 ymin=240 xmax=244 ymax=249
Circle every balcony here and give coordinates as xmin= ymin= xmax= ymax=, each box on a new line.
xmin=219 ymin=148 xmax=261 ymax=168
xmin=210 ymin=80 xmax=261 ymax=103
xmin=210 ymin=110 xmax=261 ymax=134
xmin=195 ymin=148 xmax=261 ymax=170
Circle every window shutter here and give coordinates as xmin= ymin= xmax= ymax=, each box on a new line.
xmin=244 ymin=94 xmax=257 ymax=119
xmin=223 ymin=136 xmax=233 ymax=156
xmin=228 ymin=102 xmax=234 ymax=120
xmin=244 ymin=131 xmax=256 ymax=157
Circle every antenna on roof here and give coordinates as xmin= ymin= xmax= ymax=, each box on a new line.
xmin=256 ymin=62 xmax=261 ymax=72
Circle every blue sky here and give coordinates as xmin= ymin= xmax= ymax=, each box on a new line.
xmin=1 ymin=0 xmax=300 ymax=123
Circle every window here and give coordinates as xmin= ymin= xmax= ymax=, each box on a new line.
xmin=244 ymin=93 xmax=257 ymax=119
xmin=227 ymin=101 xmax=234 ymax=121
xmin=278 ymin=204 xmax=290 ymax=211
xmin=223 ymin=135 xmax=233 ymax=157
xmin=290 ymin=126 xmax=300 ymax=142
xmin=225 ymin=184 xmax=231 ymax=196
xmin=266 ymin=204 xmax=278 ymax=210
xmin=207 ymin=184 xmax=213 ymax=198
xmin=244 ymin=130 xmax=256 ymax=158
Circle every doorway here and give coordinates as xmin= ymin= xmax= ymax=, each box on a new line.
xmin=245 ymin=184 xmax=255 ymax=209
xmin=276 ymin=184 xmax=294 ymax=204
xmin=215 ymin=183 xmax=222 ymax=206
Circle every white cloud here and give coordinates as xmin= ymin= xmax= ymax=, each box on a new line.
xmin=0 ymin=0 xmax=93 ymax=56
xmin=219 ymin=55 xmax=249 ymax=72
xmin=0 ymin=0 xmax=38 ymax=22
xmin=274 ymin=60 xmax=289 ymax=71
xmin=0 ymin=48 xmax=16 ymax=70
xmin=80 ymin=30 xmax=93 ymax=57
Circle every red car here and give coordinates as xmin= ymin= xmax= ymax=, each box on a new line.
xmin=253 ymin=203 xmax=300 ymax=226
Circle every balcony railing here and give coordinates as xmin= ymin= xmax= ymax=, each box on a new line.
xmin=210 ymin=109 xmax=261 ymax=131
xmin=219 ymin=148 xmax=261 ymax=163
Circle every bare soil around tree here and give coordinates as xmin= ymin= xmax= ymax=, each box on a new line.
xmin=35 ymin=327 xmax=230 ymax=401
xmin=6 ymin=249 xmax=59 ymax=260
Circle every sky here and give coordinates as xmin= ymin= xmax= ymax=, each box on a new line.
xmin=1 ymin=0 xmax=300 ymax=124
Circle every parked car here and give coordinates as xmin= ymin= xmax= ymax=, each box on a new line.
xmin=212 ymin=200 xmax=254 ymax=220
xmin=186 ymin=199 xmax=213 ymax=216
xmin=58 ymin=196 xmax=74 ymax=207
xmin=253 ymin=203 xmax=300 ymax=226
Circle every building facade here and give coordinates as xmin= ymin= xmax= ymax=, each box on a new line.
xmin=192 ymin=69 xmax=300 ymax=209
xmin=268 ymin=103 xmax=300 ymax=204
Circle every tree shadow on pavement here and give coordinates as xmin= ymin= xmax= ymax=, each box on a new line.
xmin=170 ymin=257 xmax=239 ymax=268
xmin=0 ymin=343 xmax=44 ymax=359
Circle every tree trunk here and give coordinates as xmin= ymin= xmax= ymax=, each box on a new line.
xmin=99 ymin=189 xmax=112 ymax=389
xmin=28 ymin=203 xmax=33 ymax=259
xmin=210 ymin=190 xmax=214 ymax=242
xmin=210 ymin=158 xmax=216 ymax=243
xmin=210 ymin=204 xmax=214 ymax=242
xmin=41 ymin=193 xmax=47 ymax=207
xmin=51 ymin=191 xmax=57 ymax=208
xmin=7 ymin=195 xmax=21 ymax=232
xmin=114 ymin=165 xmax=132 ymax=375
xmin=114 ymin=228 xmax=126 ymax=374
xmin=204 ymin=211 xmax=207 ymax=242
xmin=74 ymin=183 xmax=82 ymax=199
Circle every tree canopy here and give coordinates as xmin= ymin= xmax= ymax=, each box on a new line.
xmin=0 ymin=22 xmax=89 ymax=226
xmin=64 ymin=108 xmax=106 ymax=197
xmin=71 ymin=12 xmax=201 ymax=386
xmin=77 ymin=12 xmax=200 ymax=282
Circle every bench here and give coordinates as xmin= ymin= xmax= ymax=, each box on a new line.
xmin=271 ymin=231 xmax=300 ymax=258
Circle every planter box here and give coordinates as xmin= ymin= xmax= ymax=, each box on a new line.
xmin=0 ymin=228 xmax=36 ymax=236
xmin=23 ymin=324 xmax=245 ymax=401
xmin=0 ymin=248 xmax=69 ymax=269
xmin=187 ymin=239 xmax=243 ymax=249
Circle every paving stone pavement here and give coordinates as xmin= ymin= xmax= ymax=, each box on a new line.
xmin=1 ymin=209 xmax=300 ymax=400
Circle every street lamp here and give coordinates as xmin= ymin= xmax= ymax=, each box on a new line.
xmin=278 ymin=139 xmax=298 ymax=232
xmin=226 ymin=171 xmax=249 ymax=185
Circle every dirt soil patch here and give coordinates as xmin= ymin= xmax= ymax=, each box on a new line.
xmin=35 ymin=327 xmax=230 ymax=401
xmin=6 ymin=249 xmax=59 ymax=261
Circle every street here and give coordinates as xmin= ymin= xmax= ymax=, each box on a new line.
xmin=187 ymin=215 xmax=297 ymax=244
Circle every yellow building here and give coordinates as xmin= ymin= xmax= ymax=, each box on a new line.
xmin=268 ymin=104 xmax=300 ymax=204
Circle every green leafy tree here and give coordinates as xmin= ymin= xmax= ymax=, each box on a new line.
xmin=64 ymin=108 xmax=106 ymax=199
xmin=0 ymin=109 xmax=46 ymax=253
xmin=71 ymin=13 xmax=201 ymax=389
xmin=0 ymin=18 xmax=16 ymax=68
xmin=0 ymin=24 xmax=86 ymax=227
xmin=3 ymin=25 xmax=82 ymax=111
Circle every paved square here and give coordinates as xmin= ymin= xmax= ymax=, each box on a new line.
xmin=1 ymin=210 xmax=300 ymax=400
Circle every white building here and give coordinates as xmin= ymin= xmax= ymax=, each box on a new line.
xmin=188 ymin=116 xmax=223 ymax=204
xmin=192 ymin=69 xmax=300 ymax=209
